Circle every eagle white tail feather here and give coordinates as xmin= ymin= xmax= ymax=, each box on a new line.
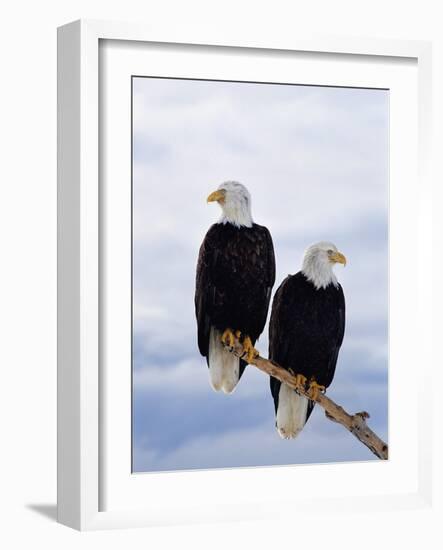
xmin=276 ymin=383 xmax=309 ymax=439
xmin=208 ymin=327 xmax=240 ymax=393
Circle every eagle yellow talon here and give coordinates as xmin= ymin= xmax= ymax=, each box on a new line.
xmin=221 ymin=328 xmax=235 ymax=348
xmin=234 ymin=330 xmax=242 ymax=339
xmin=295 ymin=373 xmax=308 ymax=387
xmin=242 ymin=336 xmax=259 ymax=363
xmin=308 ymin=380 xmax=326 ymax=401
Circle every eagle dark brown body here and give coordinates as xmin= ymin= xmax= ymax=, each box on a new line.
xmin=195 ymin=222 xmax=275 ymax=378
xmin=269 ymin=272 xmax=346 ymax=423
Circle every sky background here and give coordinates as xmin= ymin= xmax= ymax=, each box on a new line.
xmin=132 ymin=77 xmax=389 ymax=472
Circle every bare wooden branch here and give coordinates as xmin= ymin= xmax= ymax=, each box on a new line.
xmin=227 ymin=338 xmax=388 ymax=460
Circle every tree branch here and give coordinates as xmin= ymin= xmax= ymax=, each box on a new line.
xmin=226 ymin=338 xmax=388 ymax=460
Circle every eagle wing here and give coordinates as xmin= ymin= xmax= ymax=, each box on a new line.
xmin=323 ymin=282 xmax=345 ymax=387
xmin=195 ymin=225 xmax=218 ymax=357
xmin=268 ymin=276 xmax=300 ymax=412
xmin=247 ymin=226 xmax=276 ymax=340
xmin=268 ymin=276 xmax=292 ymax=364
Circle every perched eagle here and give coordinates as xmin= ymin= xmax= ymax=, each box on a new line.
xmin=269 ymin=242 xmax=346 ymax=439
xmin=195 ymin=181 xmax=275 ymax=393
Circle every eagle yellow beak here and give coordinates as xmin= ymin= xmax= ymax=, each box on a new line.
xmin=207 ymin=190 xmax=225 ymax=203
xmin=330 ymin=251 xmax=347 ymax=266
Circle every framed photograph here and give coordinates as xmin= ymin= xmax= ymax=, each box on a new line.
xmin=57 ymin=19 xmax=432 ymax=530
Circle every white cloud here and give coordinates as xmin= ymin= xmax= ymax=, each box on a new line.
xmin=134 ymin=355 xmax=273 ymax=400
xmin=133 ymin=416 xmax=379 ymax=473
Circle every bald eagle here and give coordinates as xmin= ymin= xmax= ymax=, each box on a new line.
xmin=195 ymin=181 xmax=275 ymax=393
xmin=269 ymin=242 xmax=346 ymax=439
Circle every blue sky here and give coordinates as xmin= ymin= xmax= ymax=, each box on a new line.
xmin=132 ymin=77 xmax=389 ymax=472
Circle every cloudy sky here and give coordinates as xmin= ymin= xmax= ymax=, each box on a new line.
xmin=132 ymin=77 xmax=389 ymax=473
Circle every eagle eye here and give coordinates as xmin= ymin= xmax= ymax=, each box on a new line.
xmin=327 ymin=249 xmax=333 ymax=255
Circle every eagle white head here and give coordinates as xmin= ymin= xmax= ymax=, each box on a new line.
xmin=301 ymin=241 xmax=347 ymax=290
xmin=207 ymin=181 xmax=253 ymax=228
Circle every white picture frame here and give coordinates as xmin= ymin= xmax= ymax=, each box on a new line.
xmin=57 ymin=19 xmax=433 ymax=531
